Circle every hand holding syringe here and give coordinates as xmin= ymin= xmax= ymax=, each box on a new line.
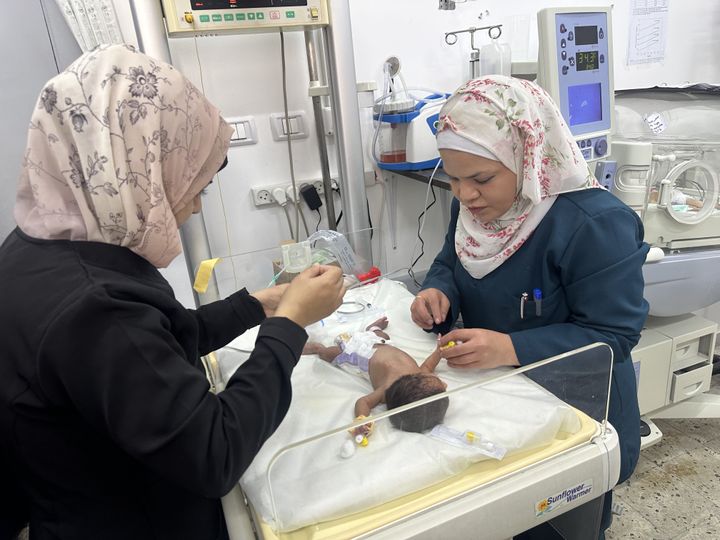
xmin=437 ymin=329 xmax=520 ymax=369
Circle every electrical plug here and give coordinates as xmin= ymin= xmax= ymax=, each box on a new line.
xmin=285 ymin=185 xmax=299 ymax=203
xmin=273 ymin=187 xmax=288 ymax=207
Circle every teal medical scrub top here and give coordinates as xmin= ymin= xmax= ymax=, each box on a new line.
xmin=422 ymin=188 xmax=649 ymax=483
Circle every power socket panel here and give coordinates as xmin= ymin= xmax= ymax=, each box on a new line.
xmin=251 ymin=186 xmax=275 ymax=206
xmin=251 ymin=180 xmax=329 ymax=207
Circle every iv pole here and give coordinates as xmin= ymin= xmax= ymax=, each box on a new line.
xmin=324 ymin=0 xmax=372 ymax=262
xmin=304 ymin=29 xmax=337 ymax=229
xmin=128 ymin=0 xmax=220 ymax=308
xmin=127 ymin=3 xmax=253 ymax=539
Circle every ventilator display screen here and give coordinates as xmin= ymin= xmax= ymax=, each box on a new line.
xmin=576 ymin=51 xmax=599 ymax=71
xmin=574 ymin=25 xmax=598 ymax=45
xmin=568 ymin=83 xmax=602 ymax=126
xmin=191 ymin=0 xmax=307 ymax=9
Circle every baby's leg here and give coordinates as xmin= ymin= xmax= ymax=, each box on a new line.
xmin=366 ymin=316 xmax=388 ymax=331
xmin=366 ymin=316 xmax=390 ymax=340
xmin=303 ymin=342 xmax=342 ymax=363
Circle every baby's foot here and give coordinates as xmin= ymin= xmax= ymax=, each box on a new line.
xmin=366 ymin=317 xmax=390 ymax=339
xmin=365 ymin=316 xmax=388 ymax=331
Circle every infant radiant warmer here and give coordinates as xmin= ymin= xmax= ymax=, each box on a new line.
xmin=609 ymin=88 xmax=720 ymax=316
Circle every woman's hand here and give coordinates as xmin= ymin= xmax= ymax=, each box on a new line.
xmin=410 ymin=288 xmax=450 ymax=329
xmin=250 ymin=283 xmax=289 ymax=317
xmin=438 ymin=328 xmax=520 ymax=369
xmin=275 ymin=265 xmax=345 ymax=328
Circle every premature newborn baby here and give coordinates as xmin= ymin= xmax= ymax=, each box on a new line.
xmin=303 ymin=317 xmax=449 ymax=436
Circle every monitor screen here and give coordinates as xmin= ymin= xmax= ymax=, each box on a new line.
xmin=576 ymin=51 xmax=599 ymax=71
xmin=574 ymin=25 xmax=598 ymax=45
xmin=568 ymin=83 xmax=602 ymax=126
xmin=191 ymin=0 xmax=307 ymax=9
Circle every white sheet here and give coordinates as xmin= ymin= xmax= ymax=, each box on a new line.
xmin=221 ymin=280 xmax=582 ymax=532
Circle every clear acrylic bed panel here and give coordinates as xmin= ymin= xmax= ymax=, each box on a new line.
xmin=246 ymin=342 xmax=612 ymax=535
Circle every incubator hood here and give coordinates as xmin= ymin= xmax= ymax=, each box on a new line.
xmin=609 ymin=89 xmax=720 ymax=316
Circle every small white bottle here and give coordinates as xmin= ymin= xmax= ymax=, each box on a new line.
xmin=478 ymin=40 xmax=512 ymax=77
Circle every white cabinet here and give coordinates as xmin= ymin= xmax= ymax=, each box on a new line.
xmin=632 ymin=314 xmax=718 ymax=416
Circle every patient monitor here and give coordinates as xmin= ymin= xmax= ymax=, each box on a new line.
xmin=161 ymin=0 xmax=329 ymax=36
xmin=537 ymin=7 xmax=613 ymax=162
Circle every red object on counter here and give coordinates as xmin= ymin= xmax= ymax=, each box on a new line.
xmin=356 ymin=266 xmax=381 ymax=285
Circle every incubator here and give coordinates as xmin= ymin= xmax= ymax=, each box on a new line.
xmin=216 ymin=279 xmax=620 ymax=540
xmin=608 ymin=89 xmax=720 ymax=317
xmin=612 ymin=100 xmax=720 ymax=251
xmin=608 ymin=89 xmax=720 ymax=425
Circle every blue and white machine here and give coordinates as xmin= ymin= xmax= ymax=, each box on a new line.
xmin=537 ymin=7 xmax=613 ymax=163
xmin=373 ymin=93 xmax=449 ymax=171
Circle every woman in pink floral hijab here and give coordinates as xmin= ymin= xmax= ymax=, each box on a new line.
xmin=14 ymin=43 xmax=232 ymax=268
xmin=411 ymin=76 xmax=648 ymax=537
xmin=0 ymin=45 xmax=345 ymax=539
xmin=436 ymin=75 xmax=599 ymax=280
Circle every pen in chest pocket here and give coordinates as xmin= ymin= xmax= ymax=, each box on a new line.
xmin=534 ymin=288 xmax=542 ymax=316
xmin=520 ymin=289 xmax=542 ymax=319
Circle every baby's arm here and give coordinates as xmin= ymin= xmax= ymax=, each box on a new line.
xmin=354 ymin=388 xmax=385 ymax=418
xmin=419 ymin=347 xmax=443 ymax=373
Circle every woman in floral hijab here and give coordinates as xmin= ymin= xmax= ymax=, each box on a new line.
xmin=15 ymin=43 xmax=231 ymax=267
xmin=0 ymin=45 xmax=344 ymax=539
xmin=411 ymin=76 xmax=649 ymax=536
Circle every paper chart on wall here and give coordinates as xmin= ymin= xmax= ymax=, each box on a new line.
xmin=627 ymin=0 xmax=670 ymax=66
xmin=54 ymin=0 xmax=124 ymax=52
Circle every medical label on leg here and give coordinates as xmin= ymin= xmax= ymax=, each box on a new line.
xmin=535 ymin=479 xmax=593 ymax=516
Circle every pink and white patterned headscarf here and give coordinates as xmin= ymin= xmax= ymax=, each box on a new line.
xmin=436 ymin=75 xmax=600 ymax=279
xmin=14 ymin=44 xmax=232 ymax=268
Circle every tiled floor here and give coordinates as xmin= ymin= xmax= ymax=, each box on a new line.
xmin=607 ymin=371 xmax=720 ymax=539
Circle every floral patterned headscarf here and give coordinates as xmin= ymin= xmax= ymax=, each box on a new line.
xmin=14 ymin=44 xmax=232 ymax=268
xmin=437 ymin=75 xmax=599 ymax=279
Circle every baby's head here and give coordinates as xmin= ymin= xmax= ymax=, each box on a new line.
xmin=385 ymin=373 xmax=449 ymax=433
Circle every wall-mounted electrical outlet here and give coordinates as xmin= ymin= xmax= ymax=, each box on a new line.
xmin=251 ymin=183 xmax=295 ymax=207
xmin=251 ymin=179 xmax=337 ymax=207
xmin=312 ymin=180 xmax=324 ymax=195
xmin=251 ymin=187 xmax=274 ymax=206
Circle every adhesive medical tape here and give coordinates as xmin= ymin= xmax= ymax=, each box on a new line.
xmin=193 ymin=258 xmax=221 ymax=293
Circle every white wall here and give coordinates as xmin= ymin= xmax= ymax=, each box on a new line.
xmin=0 ymin=1 xmax=81 ymax=240
xmin=350 ymin=0 xmax=720 ymax=94
xmin=5 ymin=0 xmax=720 ymax=307
xmin=134 ymin=0 xmax=720 ymax=303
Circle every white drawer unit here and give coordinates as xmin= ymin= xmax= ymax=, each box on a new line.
xmin=636 ymin=314 xmax=718 ymax=413
xmin=632 ymin=329 xmax=672 ymax=415
xmin=670 ymin=364 xmax=713 ymax=404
